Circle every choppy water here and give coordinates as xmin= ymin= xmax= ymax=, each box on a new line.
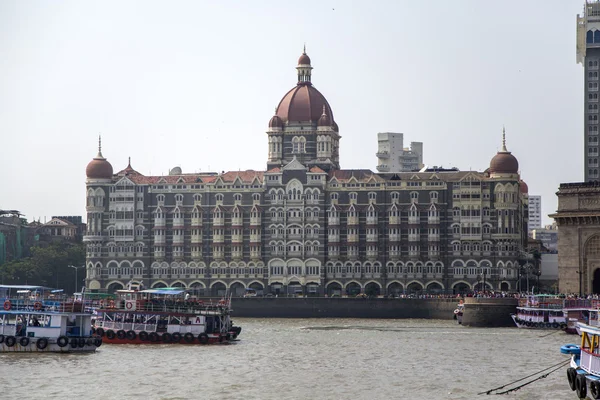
xmin=0 ymin=319 xmax=576 ymax=400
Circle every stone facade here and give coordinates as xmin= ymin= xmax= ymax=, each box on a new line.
xmin=84 ymin=51 xmax=529 ymax=296
xmin=551 ymin=182 xmax=600 ymax=294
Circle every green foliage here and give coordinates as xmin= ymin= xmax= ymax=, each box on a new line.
xmin=0 ymin=241 xmax=86 ymax=292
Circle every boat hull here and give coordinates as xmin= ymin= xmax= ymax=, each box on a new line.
xmin=0 ymin=337 xmax=99 ymax=353
xmin=511 ymin=314 xmax=566 ymax=330
xmin=101 ymin=335 xmax=234 ymax=345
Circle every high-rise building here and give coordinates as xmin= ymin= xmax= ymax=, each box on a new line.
xmin=84 ymin=50 xmax=528 ymax=297
xmin=375 ymin=132 xmax=423 ymax=173
xmin=577 ymin=1 xmax=600 ymax=181
xmin=527 ymin=195 xmax=542 ymax=232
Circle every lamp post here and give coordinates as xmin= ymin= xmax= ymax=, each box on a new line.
xmin=68 ymin=265 xmax=85 ymax=294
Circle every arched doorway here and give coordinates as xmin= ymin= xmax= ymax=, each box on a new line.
xmin=500 ymin=281 xmax=510 ymax=292
xmin=594 ymin=269 xmax=600 ymax=294
xmin=364 ymin=282 xmax=381 ymax=297
xmin=587 ymin=235 xmax=600 ymax=294
xmin=387 ymin=282 xmax=403 ymax=297
xmin=453 ymin=282 xmax=470 ymax=295
xmin=106 ymin=282 xmax=124 ymax=293
xmin=288 ymin=281 xmax=303 ymax=297
xmin=346 ymin=282 xmax=362 ymax=297
xmin=326 ymin=282 xmax=342 ymax=297
xmin=230 ymin=282 xmax=245 ymax=297
xmin=211 ymin=282 xmax=227 ymax=297
xmin=426 ymin=282 xmax=443 ymax=294
xmin=406 ymin=282 xmax=423 ymax=295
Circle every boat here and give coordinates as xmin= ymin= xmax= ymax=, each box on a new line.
xmin=0 ymin=285 xmax=101 ymax=353
xmin=92 ymin=288 xmax=242 ymax=345
xmin=510 ymin=294 xmax=568 ymax=330
xmin=563 ymin=298 xmax=592 ymax=335
xmin=453 ymin=300 xmax=464 ymax=324
xmin=560 ymin=322 xmax=600 ymax=399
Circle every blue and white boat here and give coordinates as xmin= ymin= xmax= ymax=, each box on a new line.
xmin=561 ymin=322 xmax=600 ymax=399
xmin=0 ymin=285 xmax=101 ymax=353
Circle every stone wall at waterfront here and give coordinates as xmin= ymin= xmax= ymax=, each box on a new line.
xmin=461 ymin=297 xmax=518 ymax=327
xmin=229 ymin=297 xmax=459 ymax=319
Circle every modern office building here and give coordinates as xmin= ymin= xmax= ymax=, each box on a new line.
xmin=375 ymin=132 xmax=423 ymax=173
xmin=527 ymin=195 xmax=542 ymax=233
xmin=84 ymin=50 xmax=528 ymax=297
xmin=577 ymin=1 xmax=600 ymax=181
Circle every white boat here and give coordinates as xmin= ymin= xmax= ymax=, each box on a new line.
xmin=510 ymin=294 xmax=567 ymax=330
xmin=561 ymin=322 xmax=600 ymax=399
xmin=0 ymin=285 xmax=101 ymax=353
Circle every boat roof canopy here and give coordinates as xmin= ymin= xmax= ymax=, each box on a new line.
xmin=0 ymin=285 xmax=54 ymax=291
xmin=139 ymin=288 xmax=187 ymax=295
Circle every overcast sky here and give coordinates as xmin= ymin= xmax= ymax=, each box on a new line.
xmin=0 ymin=1 xmax=586 ymax=225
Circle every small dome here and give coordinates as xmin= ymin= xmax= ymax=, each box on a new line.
xmin=489 ymin=129 xmax=519 ymax=174
xmin=169 ymin=166 xmax=182 ymax=175
xmin=318 ymin=105 xmax=331 ymax=127
xmin=298 ymin=52 xmax=311 ymax=65
xmin=490 ymin=152 xmax=519 ymax=174
xmin=268 ymin=114 xmax=284 ymax=128
xmin=520 ymin=180 xmax=529 ymax=194
xmin=86 ymin=156 xmax=113 ymax=179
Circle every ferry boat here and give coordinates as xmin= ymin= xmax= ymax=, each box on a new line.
xmin=563 ymin=298 xmax=592 ymax=335
xmin=510 ymin=294 xmax=568 ymax=330
xmin=561 ymin=322 xmax=600 ymax=399
xmin=453 ymin=300 xmax=464 ymax=324
xmin=92 ymin=288 xmax=242 ymax=345
xmin=0 ymin=285 xmax=101 ymax=353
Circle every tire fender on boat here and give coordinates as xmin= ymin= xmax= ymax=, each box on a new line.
xmin=5 ymin=336 xmax=16 ymax=347
xmin=567 ymin=367 xmax=577 ymax=391
xmin=590 ymin=380 xmax=600 ymax=399
xmin=116 ymin=330 xmax=126 ymax=340
xmin=94 ymin=337 xmax=102 ymax=347
xmin=126 ymin=330 xmax=136 ymax=341
xmin=78 ymin=337 xmax=86 ymax=348
xmin=171 ymin=332 xmax=182 ymax=343
xmin=96 ymin=328 xmax=105 ymax=337
xmin=138 ymin=331 xmax=149 ymax=341
xmin=149 ymin=332 xmax=159 ymax=342
xmin=19 ymin=337 xmax=29 ymax=347
xmin=162 ymin=332 xmax=172 ymax=343
xmin=70 ymin=337 xmax=78 ymax=348
xmin=560 ymin=323 xmax=568 ymax=330
xmin=36 ymin=338 xmax=48 ymax=350
xmin=552 ymin=322 xmax=559 ymax=329
xmin=576 ymin=374 xmax=587 ymax=399
xmin=184 ymin=333 xmax=194 ymax=343
xmin=198 ymin=333 xmax=209 ymax=345
xmin=57 ymin=336 xmax=68 ymax=347
xmin=105 ymin=330 xmax=116 ymax=340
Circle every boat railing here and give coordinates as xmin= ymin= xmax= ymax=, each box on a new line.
xmin=564 ymin=299 xmax=592 ymax=309
xmin=101 ymin=300 xmax=231 ymax=315
xmin=1 ymin=298 xmax=90 ymax=314
xmin=100 ymin=321 xmax=157 ymax=332
xmin=580 ymin=348 xmax=600 ymax=375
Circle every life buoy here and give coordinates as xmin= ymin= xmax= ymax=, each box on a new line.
xmin=33 ymin=302 xmax=42 ymax=311
xmin=162 ymin=332 xmax=172 ymax=343
xmin=116 ymin=330 xmax=126 ymax=340
xmin=184 ymin=333 xmax=194 ymax=343
xmin=5 ymin=336 xmax=16 ymax=347
xmin=36 ymin=338 xmax=48 ymax=350
xmin=126 ymin=330 xmax=136 ymax=341
xmin=198 ymin=333 xmax=209 ymax=344
xmin=96 ymin=328 xmax=105 ymax=337
xmin=561 ymin=344 xmax=581 ymax=355
xmin=453 ymin=309 xmax=459 ymax=314
xmin=567 ymin=367 xmax=577 ymax=391
xmin=19 ymin=337 xmax=29 ymax=347
xmin=94 ymin=337 xmax=102 ymax=347
xmin=3 ymin=300 xmax=11 ymax=311
xmin=139 ymin=331 xmax=149 ymax=341
xmin=149 ymin=332 xmax=159 ymax=342
xmin=106 ymin=330 xmax=116 ymax=340
xmin=576 ymin=374 xmax=587 ymax=399
xmin=125 ymin=301 xmax=134 ymax=310
xmin=171 ymin=332 xmax=182 ymax=343
xmin=57 ymin=336 xmax=68 ymax=347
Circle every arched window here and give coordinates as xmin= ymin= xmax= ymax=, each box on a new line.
xmin=588 ymin=30 xmax=594 ymax=44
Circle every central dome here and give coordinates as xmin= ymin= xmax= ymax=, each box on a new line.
xmin=273 ymin=49 xmax=336 ymax=126
xmin=276 ymin=85 xmax=335 ymax=124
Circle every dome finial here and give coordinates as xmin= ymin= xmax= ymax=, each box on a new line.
xmin=97 ymin=134 xmax=104 ymax=159
xmin=322 ymin=104 xmax=327 ymax=115
xmin=303 ymin=43 xmax=306 ymax=54
xmin=128 ymin=156 xmax=131 ymax=167
xmin=501 ymin=126 xmax=507 ymax=152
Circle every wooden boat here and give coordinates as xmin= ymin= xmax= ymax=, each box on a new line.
xmin=561 ymin=321 xmax=600 ymax=399
xmin=0 ymin=285 xmax=101 ymax=353
xmin=510 ymin=294 xmax=567 ymax=330
xmin=92 ymin=288 xmax=241 ymax=345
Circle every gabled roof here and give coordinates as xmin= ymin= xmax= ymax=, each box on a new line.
xmin=328 ymin=169 xmax=385 ymax=183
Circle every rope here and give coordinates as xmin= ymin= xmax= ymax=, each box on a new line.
xmin=539 ymin=329 xmax=562 ymax=339
xmin=477 ymin=359 xmax=570 ymax=395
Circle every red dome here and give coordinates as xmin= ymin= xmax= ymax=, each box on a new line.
xmin=520 ymin=180 xmax=529 ymax=194
xmin=318 ymin=105 xmax=331 ymax=127
xmin=86 ymin=156 xmax=113 ymax=179
xmin=298 ymin=53 xmax=311 ymax=65
xmin=276 ymin=84 xmax=335 ymax=124
xmin=489 ymin=152 xmax=519 ymax=174
xmin=268 ymin=114 xmax=284 ymax=128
